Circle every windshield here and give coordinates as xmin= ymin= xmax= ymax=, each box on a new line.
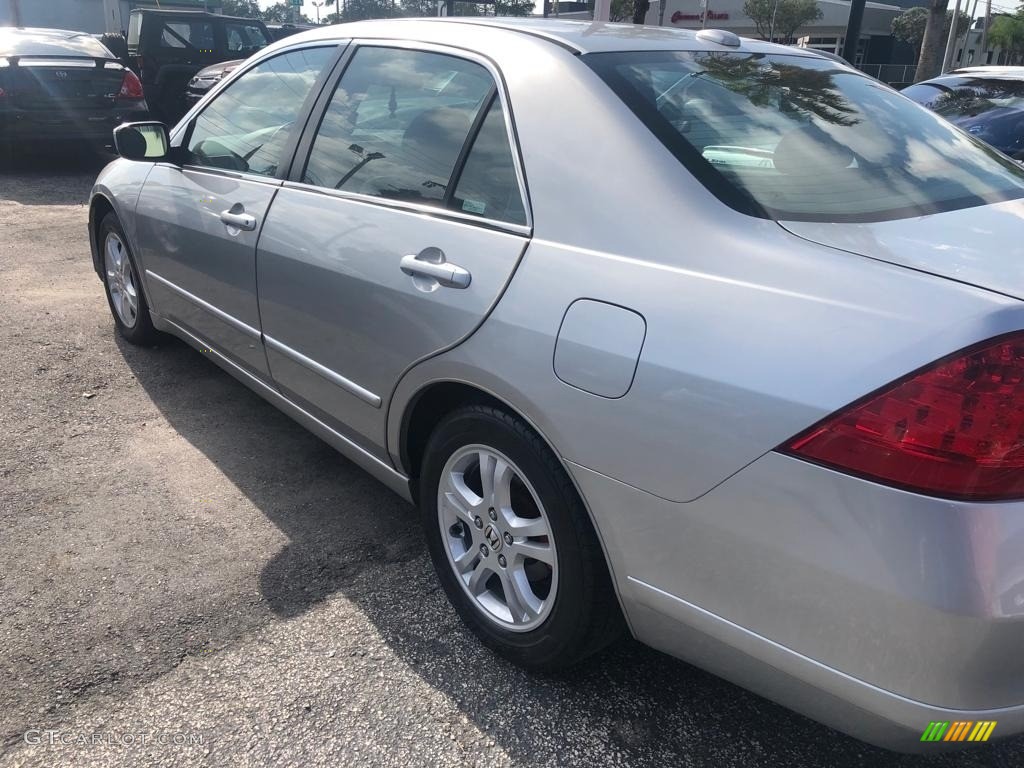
xmin=586 ymin=51 xmax=1024 ymax=222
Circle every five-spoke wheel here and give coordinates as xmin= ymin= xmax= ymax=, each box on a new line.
xmin=421 ymin=405 xmax=622 ymax=669
xmin=99 ymin=212 xmax=158 ymax=345
xmin=439 ymin=445 xmax=557 ymax=632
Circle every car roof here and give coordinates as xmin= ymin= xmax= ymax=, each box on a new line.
xmin=284 ymin=17 xmax=829 ymax=58
xmin=944 ymin=66 xmax=1024 ymax=80
xmin=129 ymin=8 xmax=266 ymax=23
xmin=913 ymin=68 xmax=1024 ymax=88
xmin=0 ymin=27 xmax=113 ymax=58
xmin=950 ymin=65 xmax=1024 ymax=74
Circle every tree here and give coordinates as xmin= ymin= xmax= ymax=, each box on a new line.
xmin=892 ymin=6 xmax=971 ymax=61
xmin=742 ymin=0 xmax=822 ymax=44
xmin=610 ymin=0 xmax=633 ymax=22
xmin=494 ymin=0 xmax=533 ymax=15
xmin=335 ymin=0 xmax=398 ymax=20
xmin=989 ymin=13 xmax=1024 ymax=64
xmin=632 ymin=0 xmax=650 ymax=24
xmin=915 ymin=0 xmax=949 ymax=82
xmin=220 ymin=0 xmax=263 ymax=16
xmin=261 ymin=1 xmax=313 ymax=22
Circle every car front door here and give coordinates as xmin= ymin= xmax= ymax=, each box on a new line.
xmin=134 ymin=44 xmax=340 ymax=377
xmin=256 ymin=43 xmax=531 ymax=451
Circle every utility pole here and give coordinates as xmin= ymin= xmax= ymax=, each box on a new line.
xmin=941 ymin=0 xmax=963 ymax=72
xmin=593 ymin=0 xmax=610 ymax=21
xmin=980 ymin=0 xmax=992 ymax=63
xmin=10 ymin=0 xmax=21 ymax=27
xmin=964 ymin=0 xmax=979 ymax=65
xmin=841 ymin=0 xmax=867 ymax=63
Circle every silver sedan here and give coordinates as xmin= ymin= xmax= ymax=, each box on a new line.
xmin=87 ymin=18 xmax=1024 ymax=752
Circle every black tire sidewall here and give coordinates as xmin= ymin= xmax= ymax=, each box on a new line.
xmin=420 ymin=408 xmax=597 ymax=668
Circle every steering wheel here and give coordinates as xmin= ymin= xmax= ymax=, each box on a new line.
xmin=193 ymin=139 xmax=249 ymax=173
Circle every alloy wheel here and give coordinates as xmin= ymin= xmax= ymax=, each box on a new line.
xmin=104 ymin=232 xmax=139 ymax=329
xmin=437 ymin=444 xmax=558 ymax=632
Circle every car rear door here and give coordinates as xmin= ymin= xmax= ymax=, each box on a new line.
xmin=133 ymin=44 xmax=341 ymax=377
xmin=256 ymin=43 xmax=531 ymax=451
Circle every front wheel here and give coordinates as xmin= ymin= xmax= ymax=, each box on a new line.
xmin=420 ymin=405 xmax=623 ymax=670
xmin=100 ymin=212 xmax=159 ymax=345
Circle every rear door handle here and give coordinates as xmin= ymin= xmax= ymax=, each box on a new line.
xmin=219 ymin=204 xmax=257 ymax=232
xmin=400 ymin=247 xmax=471 ymax=289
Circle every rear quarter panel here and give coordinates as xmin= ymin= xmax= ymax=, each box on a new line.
xmin=389 ymin=37 xmax=1024 ymax=503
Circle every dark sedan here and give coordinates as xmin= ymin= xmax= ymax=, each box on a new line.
xmin=903 ymin=67 xmax=1024 ymax=159
xmin=0 ymin=27 xmax=148 ymax=151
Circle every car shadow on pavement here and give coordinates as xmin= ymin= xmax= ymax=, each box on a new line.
xmin=0 ymin=144 xmax=112 ymax=205
xmin=120 ymin=334 xmax=1020 ymax=768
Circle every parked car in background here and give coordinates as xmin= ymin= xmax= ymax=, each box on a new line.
xmin=0 ymin=27 xmax=147 ymax=154
xmin=184 ymin=59 xmax=242 ymax=109
xmin=267 ymin=23 xmax=318 ymax=41
xmin=183 ymin=23 xmax=310 ymax=109
xmin=903 ymin=67 xmax=1024 ymax=159
xmin=126 ymin=8 xmax=271 ymax=123
xmin=90 ymin=19 xmax=1024 ymax=752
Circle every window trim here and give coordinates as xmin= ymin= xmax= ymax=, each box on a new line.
xmin=289 ymin=38 xmax=533 ymax=234
xmin=169 ymin=42 xmax=347 ymax=185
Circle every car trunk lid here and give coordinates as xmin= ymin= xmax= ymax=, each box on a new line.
xmin=779 ymin=197 xmax=1024 ymax=301
xmin=4 ymin=57 xmax=125 ymax=111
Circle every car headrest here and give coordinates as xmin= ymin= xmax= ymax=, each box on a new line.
xmin=772 ymin=124 xmax=855 ymax=176
xmin=402 ymin=107 xmax=472 ymax=172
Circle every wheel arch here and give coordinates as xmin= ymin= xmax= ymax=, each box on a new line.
xmin=395 ymin=378 xmax=633 ymax=628
xmin=89 ymin=193 xmax=117 ymax=278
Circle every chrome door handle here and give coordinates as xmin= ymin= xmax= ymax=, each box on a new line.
xmin=400 ymin=247 xmax=471 ymax=289
xmin=219 ymin=206 xmax=257 ymax=232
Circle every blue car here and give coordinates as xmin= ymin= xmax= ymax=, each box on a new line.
xmin=903 ymin=66 xmax=1024 ymax=158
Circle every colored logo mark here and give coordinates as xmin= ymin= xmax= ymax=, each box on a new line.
xmin=920 ymin=721 xmax=997 ymax=742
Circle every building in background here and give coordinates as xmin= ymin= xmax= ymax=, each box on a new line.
xmin=644 ymin=0 xmax=903 ymax=64
xmin=1 ymin=0 xmax=225 ymax=34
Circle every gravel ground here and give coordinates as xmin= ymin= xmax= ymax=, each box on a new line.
xmin=1 ymin=150 xmax=1021 ymax=768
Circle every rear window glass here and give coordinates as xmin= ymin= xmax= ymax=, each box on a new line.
xmin=586 ymin=51 xmax=1024 ymax=222
xmin=128 ymin=13 xmax=142 ymax=48
xmin=0 ymin=29 xmax=112 ymax=58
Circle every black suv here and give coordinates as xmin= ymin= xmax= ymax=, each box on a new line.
xmin=126 ymin=9 xmax=271 ymax=123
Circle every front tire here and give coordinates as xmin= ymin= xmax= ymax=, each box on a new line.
xmin=420 ymin=405 xmax=622 ymax=670
xmin=99 ymin=212 xmax=159 ymax=345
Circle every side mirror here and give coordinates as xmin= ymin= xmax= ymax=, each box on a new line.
xmin=113 ymin=122 xmax=171 ymax=162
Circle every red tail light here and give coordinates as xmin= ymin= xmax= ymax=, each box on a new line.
xmin=782 ymin=333 xmax=1024 ymax=501
xmin=117 ymin=70 xmax=144 ymax=101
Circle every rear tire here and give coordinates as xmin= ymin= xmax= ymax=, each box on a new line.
xmin=420 ymin=405 xmax=623 ymax=670
xmin=99 ymin=212 xmax=159 ymax=346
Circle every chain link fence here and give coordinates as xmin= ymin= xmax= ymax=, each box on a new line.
xmin=856 ymin=63 xmax=918 ymax=89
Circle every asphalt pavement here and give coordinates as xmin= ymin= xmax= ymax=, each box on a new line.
xmin=0 ymin=147 xmax=1020 ymax=767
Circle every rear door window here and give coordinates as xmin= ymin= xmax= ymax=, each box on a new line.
xmin=225 ymin=22 xmax=270 ymax=55
xmin=302 ymin=47 xmax=494 ymax=205
xmin=451 ymin=98 xmax=527 ymax=225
